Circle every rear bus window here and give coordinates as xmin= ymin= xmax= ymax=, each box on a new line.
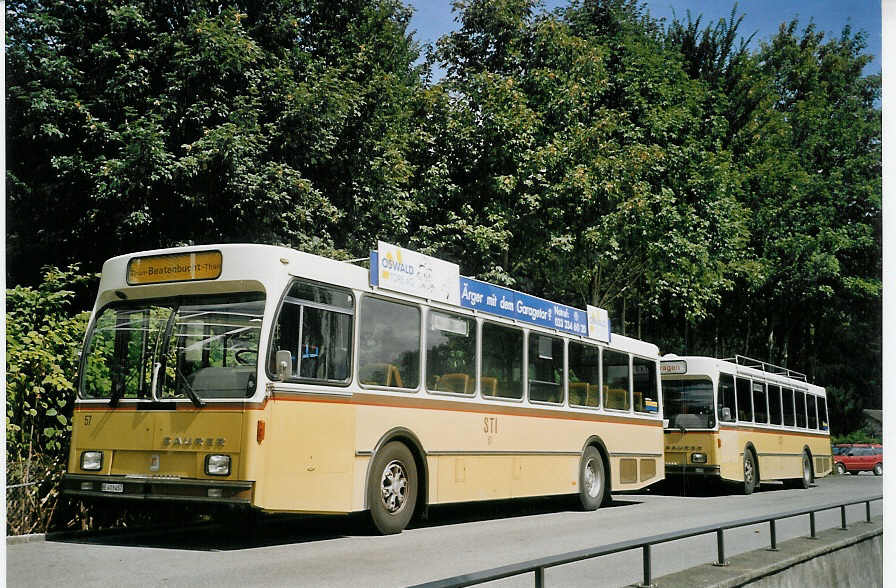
xmin=632 ymin=357 xmax=659 ymax=414
xmin=568 ymin=342 xmax=600 ymax=408
xmin=602 ymin=350 xmax=630 ymax=410
xmin=358 ymin=297 xmax=420 ymax=390
xmin=426 ymin=311 xmax=476 ymax=395
xmin=481 ymin=323 xmax=523 ymax=399
xmin=528 ymin=334 xmax=563 ymax=404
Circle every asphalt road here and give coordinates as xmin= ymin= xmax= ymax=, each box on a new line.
xmin=7 ymin=474 xmax=882 ymax=587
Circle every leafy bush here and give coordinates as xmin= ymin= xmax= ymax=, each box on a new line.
xmin=6 ymin=266 xmax=93 ymax=535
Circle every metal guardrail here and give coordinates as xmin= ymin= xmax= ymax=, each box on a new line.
xmin=409 ymin=494 xmax=883 ymax=588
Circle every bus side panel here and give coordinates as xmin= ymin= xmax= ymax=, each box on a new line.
xmin=718 ymin=427 xmax=832 ymax=482
xmin=353 ymin=399 xmax=663 ymax=507
xmin=257 ymin=398 xmax=356 ymax=513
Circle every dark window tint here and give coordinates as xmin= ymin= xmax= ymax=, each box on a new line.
xmin=426 ymin=312 xmax=476 ymax=395
xmin=818 ymin=397 xmax=828 ymax=430
xmin=528 ymin=334 xmax=563 ymax=404
xmin=736 ymin=377 xmax=753 ymax=422
xmin=752 ymin=381 xmax=768 ymax=424
xmin=269 ymin=281 xmax=353 ymax=383
xmin=359 ymin=298 xmax=420 ymax=389
xmin=795 ymin=391 xmax=807 ymax=428
xmin=718 ymin=373 xmax=736 ymax=422
xmin=662 ymin=378 xmax=715 ymax=428
xmin=633 ymin=358 xmax=659 ymax=414
xmin=768 ymin=385 xmax=782 ymax=425
xmin=568 ymin=342 xmax=600 ymax=408
xmin=782 ymin=388 xmax=795 ymax=426
xmin=481 ymin=323 xmax=523 ymax=399
xmin=807 ymin=395 xmax=818 ymax=429
xmin=603 ymin=350 xmax=630 ymax=410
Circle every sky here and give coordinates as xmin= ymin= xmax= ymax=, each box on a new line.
xmin=407 ymin=0 xmax=882 ymax=77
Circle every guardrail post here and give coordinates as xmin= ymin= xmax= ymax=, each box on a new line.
xmin=840 ymin=505 xmax=847 ymax=530
xmin=768 ymin=520 xmax=778 ymax=551
xmin=713 ymin=529 xmax=729 ymax=566
xmin=866 ymin=501 xmax=872 ymax=523
xmin=636 ymin=544 xmax=656 ymax=588
xmin=535 ymin=567 xmax=544 ymax=588
xmin=809 ymin=511 xmax=817 ymax=539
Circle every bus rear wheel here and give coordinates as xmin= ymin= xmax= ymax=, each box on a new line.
xmin=743 ymin=450 xmax=757 ymax=495
xmin=785 ymin=451 xmax=812 ymax=489
xmin=367 ymin=441 xmax=418 ymax=535
xmin=578 ymin=446 xmax=607 ymax=510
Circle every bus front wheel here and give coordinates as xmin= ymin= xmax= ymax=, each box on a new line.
xmin=743 ymin=450 xmax=758 ymax=495
xmin=367 ymin=441 xmax=418 ymax=535
xmin=578 ymin=446 xmax=608 ymax=510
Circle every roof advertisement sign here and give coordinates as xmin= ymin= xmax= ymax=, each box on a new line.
xmin=459 ymin=277 xmax=589 ymax=337
xmin=373 ymin=241 xmax=460 ymax=304
xmin=586 ymin=305 xmax=610 ymax=343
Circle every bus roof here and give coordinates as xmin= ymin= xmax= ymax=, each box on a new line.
xmin=661 ymin=354 xmax=825 ymax=396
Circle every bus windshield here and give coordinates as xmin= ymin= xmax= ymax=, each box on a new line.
xmin=81 ymin=293 xmax=265 ymax=401
xmin=661 ymin=378 xmax=716 ymax=429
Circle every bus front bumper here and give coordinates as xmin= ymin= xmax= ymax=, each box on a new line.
xmin=664 ymin=464 xmax=721 ymax=478
xmin=62 ymin=474 xmax=253 ymax=504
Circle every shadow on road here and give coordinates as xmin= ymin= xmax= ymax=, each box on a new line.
xmin=645 ymin=478 xmax=789 ymax=498
xmin=48 ymin=495 xmax=642 ymax=551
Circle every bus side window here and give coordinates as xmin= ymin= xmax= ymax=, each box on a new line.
xmin=528 ymin=333 xmax=563 ymax=404
xmin=602 ymin=350 xmax=630 ymax=411
xmin=359 ymin=297 xmax=420 ymax=390
xmin=632 ymin=357 xmax=659 ymax=415
xmin=818 ymin=396 xmax=828 ymax=430
xmin=752 ymin=381 xmax=768 ymax=424
xmin=481 ymin=323 xmax=523 ymax=399
xmin=736 ymin=377 xmax=753 ymax=422
xmin=782 ymin=388 xmax=795 ymax=426
xmin=768 ymin=385 xmax=782 ymax=425
xmin=718 ymin=373 xmax=736 ymax=422
xmin=568 ymin=342 xmax=600 ymax=408
xmin=269 ymin=281 xmax=354 ymax=384
xmin=807 ymin=394 xmax=818 ymax=429
xmin=795 ymin=391 xmax=807 ymax=428
xmin=426 ymin=311 xmax=476 ymax=395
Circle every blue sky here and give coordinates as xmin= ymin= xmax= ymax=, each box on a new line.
xmin=407 ymin=1 xmax=881 ymax=76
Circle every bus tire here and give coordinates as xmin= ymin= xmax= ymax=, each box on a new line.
xmin=743 ymin=450 xmax=758 ymax=495
xmin=367 ymin=441 xmax=418 ymax=535
xmin=785 ymin=451 xmax=813 ymax=489
xmin=578 ymin=446 xmax=607 ymax=510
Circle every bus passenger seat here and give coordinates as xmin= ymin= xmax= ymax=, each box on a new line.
xmin=480 ymin=377 xmax=497 ymax=396
xmin=359 ymin=363 xmax=403 ymax=388
xmin=438 ymin=373 xmax=470 ymax=394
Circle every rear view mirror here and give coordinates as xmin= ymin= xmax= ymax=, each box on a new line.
xmin=275 ymin=350 xmax=292 ymax=381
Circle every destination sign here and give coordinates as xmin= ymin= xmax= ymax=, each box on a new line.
xmin=127 ymin=250 xmax=222 ymax=285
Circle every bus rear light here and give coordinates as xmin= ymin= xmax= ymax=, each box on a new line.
xmin=81 ymin=451 xmax=103 ymax=471
xmin=205 ymin=454 xmax=231 ymax=476
xmin=257 ymin=420 xmax=265 ymax=444
xmin=691 ymin=452 xmax=707 ymax=464
xmin=718 ymin=438 xmax=722 ymax=448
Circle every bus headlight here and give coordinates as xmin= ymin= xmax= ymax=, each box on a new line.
xmin=205 ymin=454 xmax=231 ymax=476
xmin=81 ymin=451 xmax=103 ymax=471
xmin=690 ymin=452 xmax=707 ymax=464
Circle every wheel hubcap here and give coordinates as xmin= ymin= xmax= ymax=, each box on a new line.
xmin=803 ymin=456 xmax=811 ymax=483
xmin=744 ymin=456 xmax=754 ymax=484
xmin=584 ymin=458 xmax=602 ymax=498
xmin=380 ymin=460 xmax=408 ymax=514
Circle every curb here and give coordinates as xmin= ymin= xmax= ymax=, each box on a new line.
xmin=7 ymin=533 xmax=46 ymax=545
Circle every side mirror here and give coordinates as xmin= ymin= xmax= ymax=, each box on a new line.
xmin=275 ymin=350 xmax=292 ymax=381
xmin=721 ymin=407 xmax=732 ymax=421
xmin=662 ymin=418 xmax=670 ymax=428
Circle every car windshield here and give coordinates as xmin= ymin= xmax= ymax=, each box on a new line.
xmin=81 ymin=293 xmax=265 ymax=401
xmin=662 ymin=378 xmax=716 ymax=429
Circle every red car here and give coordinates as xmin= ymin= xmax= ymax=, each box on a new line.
xmin=833 ymin=444 xmax=882 ymax=476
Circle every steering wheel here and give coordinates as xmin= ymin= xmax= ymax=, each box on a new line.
xmin=234 ymin=349 xmax=257 ymax=365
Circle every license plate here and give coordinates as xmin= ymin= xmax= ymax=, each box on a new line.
xmin=101 ymin=482 xmax=124 ymax=493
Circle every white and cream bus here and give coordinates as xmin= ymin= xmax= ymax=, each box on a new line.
xmin=64 ymin=243 xmax=665 ymax=533
xmin=660 ymin=355 xmax=831 ymax=494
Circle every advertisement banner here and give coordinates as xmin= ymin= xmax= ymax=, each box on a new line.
xmin=586 ymin=305 xmax=610 ymax=343
xmin=373 ymin=242 xmax=460 ymax=304
xmin=459 ymin=277 xmax=589 ymax=337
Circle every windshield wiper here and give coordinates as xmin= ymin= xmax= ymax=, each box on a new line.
xmin=177 ymin=370 xmax=205 ymax=408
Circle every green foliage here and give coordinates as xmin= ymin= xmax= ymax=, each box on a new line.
xmin=6 ymin=266 xmax=94 ymax=534
xmin=831 ymin=431 xmax=881 ymax=446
